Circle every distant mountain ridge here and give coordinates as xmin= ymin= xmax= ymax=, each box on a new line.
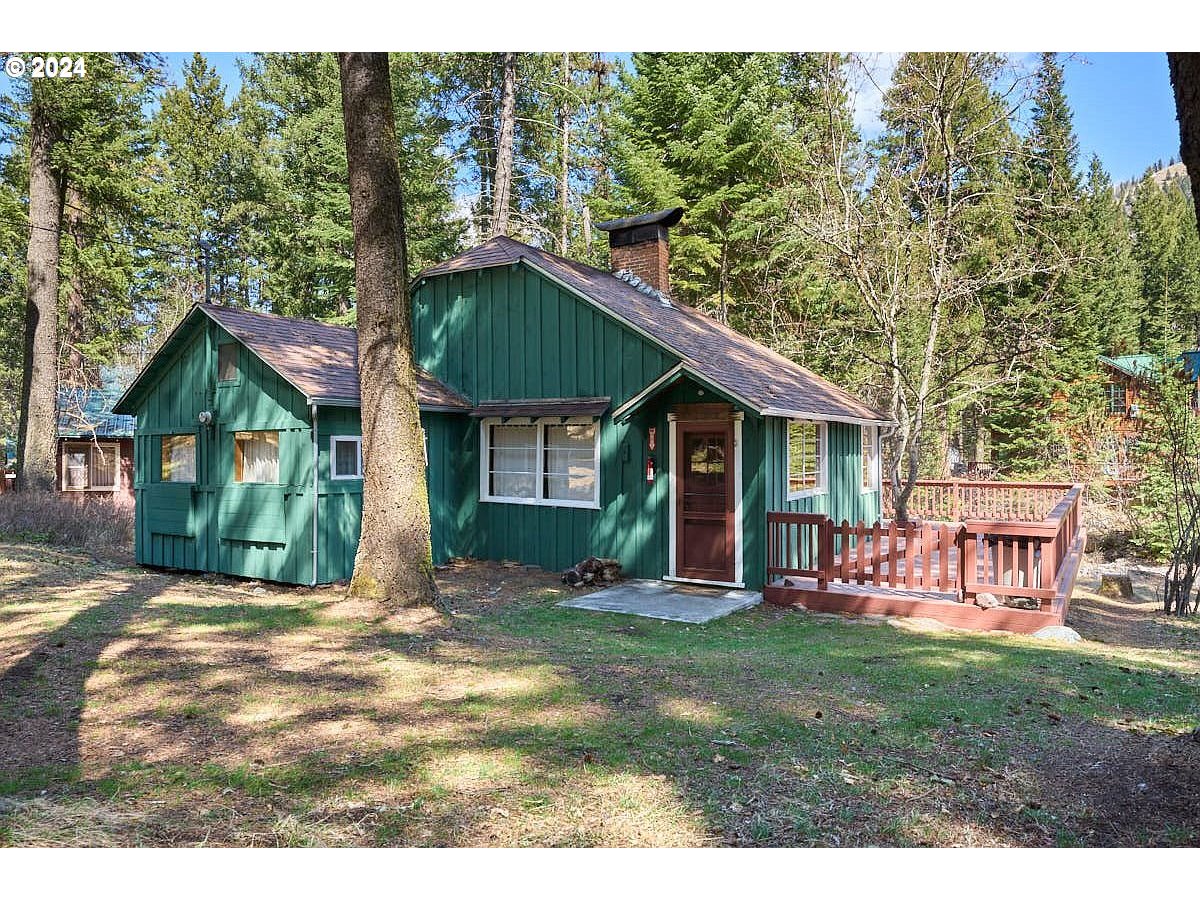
xmin=1115 ymin=159 xmax=1191 ymax=207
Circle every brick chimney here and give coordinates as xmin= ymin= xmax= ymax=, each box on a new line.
xmin=595 ymin=207 xmax=685 ymax=303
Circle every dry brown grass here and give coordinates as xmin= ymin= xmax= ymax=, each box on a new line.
xmin=1 ymin=545 xmax=1197 ymax=847
xmin=0 ymin=492 xmax=133 ymax=560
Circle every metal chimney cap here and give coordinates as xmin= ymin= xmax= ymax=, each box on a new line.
xmin=595 ymin=207 xmax=685 ymax=232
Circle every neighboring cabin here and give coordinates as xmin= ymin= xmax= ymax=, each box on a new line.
xmin=55 ymin=367 xmax=136 ymax=502
xmin=114 ymin=209 xmax=892 ymax=589
xmin=1097 ymin=352 xmax=1200 ymax=478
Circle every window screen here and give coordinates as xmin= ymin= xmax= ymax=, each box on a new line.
xmin=332 ymin=437 xmax=362 ymax=479
xmin=218 ymin=343 xmax=239 ymax=382
xmin=161 ymin=434 xmax=197 ymax=483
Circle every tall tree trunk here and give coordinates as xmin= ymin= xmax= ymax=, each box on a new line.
xmin=557 ymin=52 xmax=571 ymax=254
xmin=490 ymin=52 xmax=517 ymax=238
xmin=1169 ymin=53 xmax=1200 ymax=233
xmin=64 ymin=185 xmax=87 ymax=379
xmin=16 ymin=91 xmax=64 ymax=492
xmin=337 ymin=52 xmax=438 ymax=608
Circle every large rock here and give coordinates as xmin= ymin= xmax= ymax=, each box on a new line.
xmin=974 ymin=591 xmax=1000 ymax=609
xmin=1098 ymin=572 xmax=1135 ymax=600
xmin=1003 ymin=596 xmax=1040 ymax=610
xmin=1032 ymin=624 xmax=1081 ymax=643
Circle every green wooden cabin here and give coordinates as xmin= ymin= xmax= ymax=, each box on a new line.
xmin=114 ymin=209 xmax=891 ymax=590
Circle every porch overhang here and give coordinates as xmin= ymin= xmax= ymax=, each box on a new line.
xmin=470 ymin=397 xmax=611 ymax=418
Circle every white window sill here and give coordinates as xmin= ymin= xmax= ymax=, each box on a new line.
xmin=330 ymin=475 xmax=362 ymax=481
xmin=481 ymin=495 xmax=600 ymax=510
xmin=787 ymin=488 xmax=825 ymax=502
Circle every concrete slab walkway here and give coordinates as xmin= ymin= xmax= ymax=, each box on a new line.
xmin=557 ymin=579 xmax=762 ymax=624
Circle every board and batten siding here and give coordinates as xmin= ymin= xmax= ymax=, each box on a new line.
xmin=132 ymin=317 xmax=316 ymax=584
xmin=314 ymin=407 xmax=471 ymax=583
xmin=413 ymin=263 xmax=681 ymax=578
xmin=763 ymin=417 xmax=882 ymax=524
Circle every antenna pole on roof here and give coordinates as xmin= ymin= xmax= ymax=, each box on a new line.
xmin=198 ymin=238 xmax=214 ymax=304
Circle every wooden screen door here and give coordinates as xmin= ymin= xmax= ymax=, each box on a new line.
xmin=676 ymin=421 xmax=735 ymax=582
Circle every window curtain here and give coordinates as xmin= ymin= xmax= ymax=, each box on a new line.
xmin=236 ymin=431 xmax=279 ymax=484
xmin=544 ymin=424 xmax=596 ymax=502
xmin=489 ymin=424 xmax=537 ymax=498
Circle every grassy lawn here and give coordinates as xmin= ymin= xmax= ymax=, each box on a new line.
xmin=1 ymin=540 xmax=1197 ymax=847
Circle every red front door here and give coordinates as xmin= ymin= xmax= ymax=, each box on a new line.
xmin=676 ymin=421 xmax=735 ymax=582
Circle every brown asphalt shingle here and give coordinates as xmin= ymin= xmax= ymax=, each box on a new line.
xmin=417 ymin=236 xmax=891 ymax=424
xmin=199 ymin=305 xmax=470 ymax=410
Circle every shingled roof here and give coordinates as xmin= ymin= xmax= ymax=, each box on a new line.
xmin=115 ymin=304 xmax=470 ymax=413
xmin=417 ymin=236 xmax=892 ymax=425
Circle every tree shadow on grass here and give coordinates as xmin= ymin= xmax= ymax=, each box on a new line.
xmin=0 ymin=571 xmax=171 ymax=786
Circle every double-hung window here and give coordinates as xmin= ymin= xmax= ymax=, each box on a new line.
xmin=861 ymin=425 xmax=880 ymax=492
xmin=786 ymin=419 xmax=826 ymax=499
xmin=1106 ymin=381 xmax=1127 ymax=416
xmin=482 ymin=419 xmax=599 ymax=508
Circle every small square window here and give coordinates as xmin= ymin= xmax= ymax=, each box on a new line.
xmin=218 ymin=343 xmax=239 ymax=382
xmin=331 ymin=436 xmax=362 ymax=479
xmin=234 ymin=431 xmax=279 ymax=483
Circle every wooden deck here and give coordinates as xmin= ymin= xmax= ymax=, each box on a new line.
xmin=763 ymin=481 xmax=1086 ymax=634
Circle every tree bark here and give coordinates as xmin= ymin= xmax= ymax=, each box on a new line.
xmin=1168 ymin=53 xmax=1200 ymax=232
xmin=557 ymin=52 xmax=571 ymax=254
xmin=489 ymin=52 xmax=517 ymax=238
xmin=337 ymin=52 xmax=438 ymax=608
xmin=16 ymin=90 xmax=64 ymax=492
xmin=64 ymin=185 xmax=87 ymax=379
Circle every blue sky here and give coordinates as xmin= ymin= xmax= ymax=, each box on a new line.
xmin=165 ymin=51 xmax=1182 ymax=186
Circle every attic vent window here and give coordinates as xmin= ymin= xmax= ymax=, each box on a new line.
xmin=614 ymin=269 xmax=671 ymax=307
xmin=218 ymin=343 xmax=239 ymax=383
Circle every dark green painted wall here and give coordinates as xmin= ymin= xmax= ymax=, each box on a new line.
xmin=125 ymin=267 xmax=880 ymax=591
xmin=131 ymin=318 xmax=316 ymax=584
xmin=412 ymin=263 xmax=682 ymax=581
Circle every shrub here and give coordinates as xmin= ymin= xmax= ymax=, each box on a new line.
xmin=0 ymin=491 xmax=134 ymax=559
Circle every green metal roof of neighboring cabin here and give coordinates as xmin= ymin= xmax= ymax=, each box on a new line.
xmin=1099 ymin=352 xmax=1200 ymax=382
xmin=57 ymin=366 xmax=137 ymax=438
xmin=1098 ymin=354 xmax=1160 ymax=380
xmin=114 ymin=304 xmax=472 ymax=415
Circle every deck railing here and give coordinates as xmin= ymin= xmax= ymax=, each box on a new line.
xmin=769 ymin=481 xmax=1086 ymax=612
xmin=884 ymin=479 xmax=1076 ymax=523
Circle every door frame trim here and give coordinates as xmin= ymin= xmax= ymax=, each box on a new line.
xmin=667 ymin=409 xmax=744 ymax=586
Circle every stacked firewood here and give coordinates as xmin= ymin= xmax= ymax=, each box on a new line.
xmin=562 ymin=556 xmax=622 ymax=588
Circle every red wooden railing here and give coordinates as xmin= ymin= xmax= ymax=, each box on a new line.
xmin=768 ymin=482 xmax=1086 ymax=612
xmin=959 ymin=484 xmax=1085 ymax=607
xmin=884 ymin=480 xmax=1076 ymax=523
xmin=768 ymin=514 xmax=963 ymax=593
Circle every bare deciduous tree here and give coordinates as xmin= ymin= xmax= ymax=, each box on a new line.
xmin=798 ymin=53 xmax=1061 ymax=520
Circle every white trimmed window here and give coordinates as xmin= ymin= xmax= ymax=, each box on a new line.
xmin=234 ymin=430 xmax=279 ymax=484
xmin=62 ymin=441 xmax=119 ymax=491
xmin=160 ymin=434 xmax=196 ymax=483
xmin=331 ymin=435 xmax=363 ymax=480
xmin=481 ymin=418 xmax=600 ymax=509
xmin=861 ymin=425 xmax=880 ymax=491
xmin=786 ymin=419 xmax=826 ymax=499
